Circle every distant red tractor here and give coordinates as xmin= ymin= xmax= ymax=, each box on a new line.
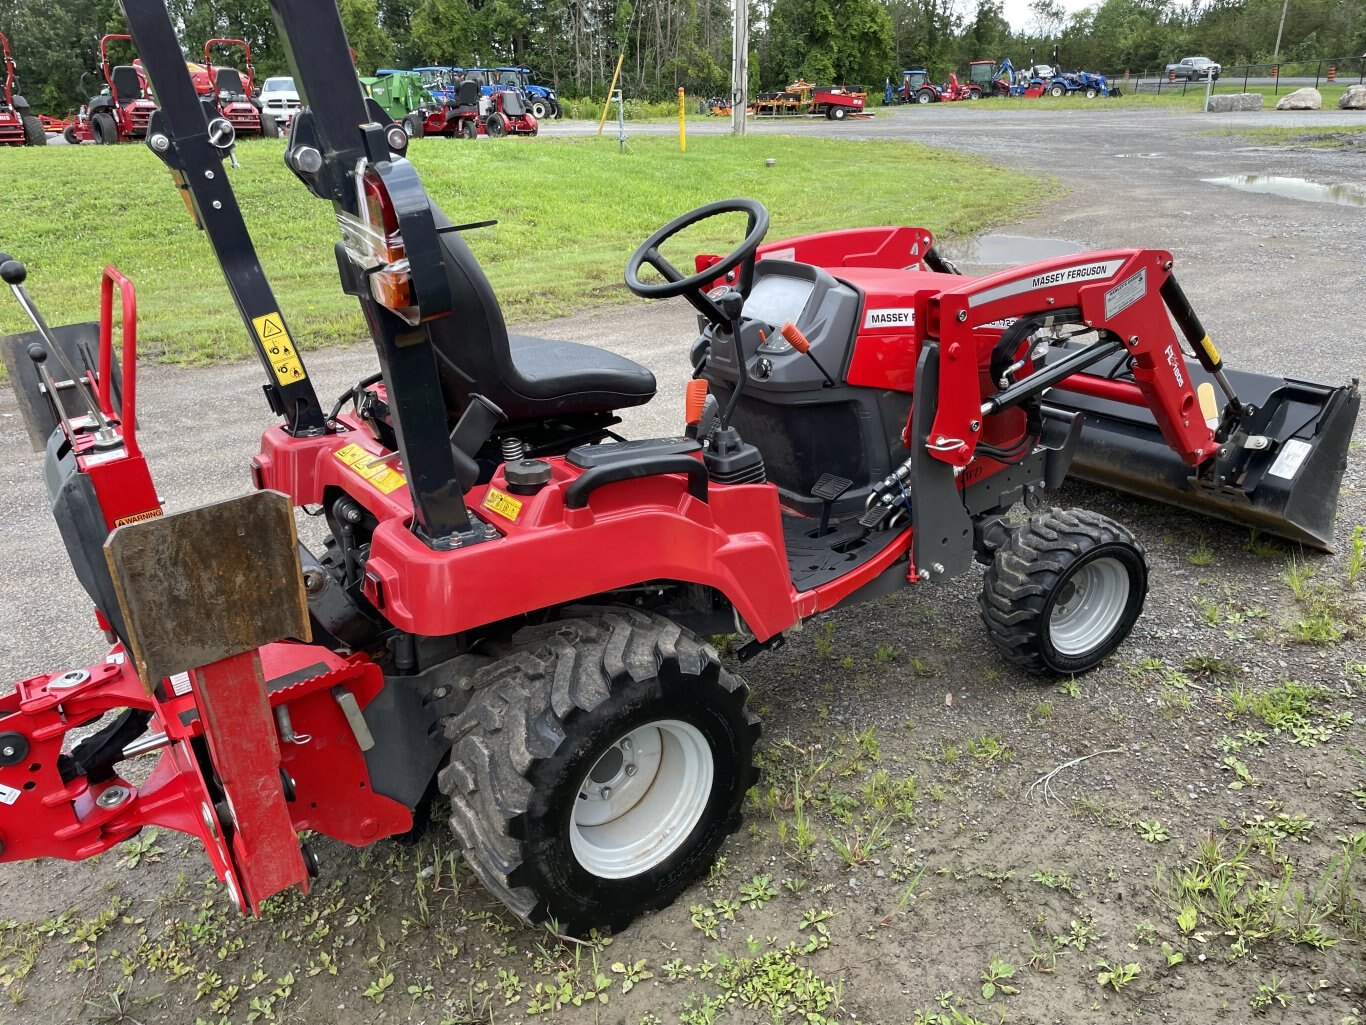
xmin=199 ymin=38 xmax=278 ymax=138
xmin=404 ymin=80 xmax=537 ymax=140
xmin=0 ymin=32 xmax=47 ymax=146
xmin=66 ymin=34 xmax=158 ymax=144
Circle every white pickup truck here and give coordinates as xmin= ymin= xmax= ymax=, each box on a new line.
xmin=1166 ymin=56 xmax=1221 ymax=81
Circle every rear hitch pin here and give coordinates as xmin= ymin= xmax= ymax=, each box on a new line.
xmin=274 ymin=705 xmax=312 ymax=746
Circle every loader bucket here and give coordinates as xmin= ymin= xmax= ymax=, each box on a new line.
xmin=1048 ymin=357 xmax=1360 ymax=551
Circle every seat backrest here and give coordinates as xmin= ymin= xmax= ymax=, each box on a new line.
xmin=500 ymin=89 xmax=525 ymax=117
xmin=456 ymin=79 xmax=480 ymax=106
xmin=425 ymin=206 xmax=525 ymax=419
xmin=111 ymin=65 xmax=143 ymax=102
xmin=214 ymin=67 xmax=246 ymax=97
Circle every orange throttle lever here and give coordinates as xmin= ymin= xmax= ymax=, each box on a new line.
xmin=780 ymin=322 xmax=835 ymax=387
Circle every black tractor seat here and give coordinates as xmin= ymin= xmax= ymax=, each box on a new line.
xmin=427 ymin=212 xmax=657 ymax=423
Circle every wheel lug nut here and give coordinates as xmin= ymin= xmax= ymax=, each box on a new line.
xmin=624 ymin=763 xmax=637 ymax=776
xmin=600 ymin=787 xmax=612 ymax=799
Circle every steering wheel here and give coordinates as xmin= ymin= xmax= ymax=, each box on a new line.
xmin=625 ymin=198 xmax=769 ymax=326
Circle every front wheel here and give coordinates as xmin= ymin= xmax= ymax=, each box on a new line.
xmin=404 ymin=111 xmax=425 ymax=139
xmin=529 ymin=98 xmax=550 ymax=119
xmin=485 ymin=112 xmax=507 ymax=138
xmin=91 ymin=111 xmax=119 ymax=144
xmin=916 ymin=90 xmax=934 ymax=104
xmin=22 ymin=115 xmax=46 ymax=146
xmin=1085 ymin=87 xmax=1099 ymax=99
xmin=63 ymin=124 xmax=78 ymax=145
xmin=980 ymin=508 xmax=1147 ymax=676
xmin=1048 ymin=84 xmax=1066 ymax=97
xmin=259 ymin=112 xmax=280 ymax=137
xmin=460 ymin=117 xmax=477 ymax=140
xmin=439 ymin=609 xmax=760 ymax=934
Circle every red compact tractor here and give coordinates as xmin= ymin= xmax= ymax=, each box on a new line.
xmin=402 ymin=80 xmax=537 ymax=139
xmin=67 ymin=33 xmax=158 ymax=144
xmin=0 ymin=0 xmax=1358 ymax=936
xmin=199 ymin=38 xmax=279 ymax=138
xmin=0 ymin=32 xmax=47 ymax=146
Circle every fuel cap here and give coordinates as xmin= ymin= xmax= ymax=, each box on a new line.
xmin=505 ymin=458 xmax=553 ymax=495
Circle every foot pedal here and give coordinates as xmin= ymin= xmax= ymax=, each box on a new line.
xmin=812 ymin=473 xmax=852 ymax=537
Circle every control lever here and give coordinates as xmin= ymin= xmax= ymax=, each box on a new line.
xmin=713 ymin=289 xmax=750 ymax=432
xmin=0 ymin=255 xmax=118 ymax=442
xmin=780 ymin=322 xmax=836 ymax=387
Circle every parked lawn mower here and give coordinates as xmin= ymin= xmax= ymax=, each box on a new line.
xmin=0 ymin=32 xmax=46 ymax=146
xmin=0 ymin=0 xmax=1356 ymax=940
xmin=197 ymin=39 xmax=278 ymax=138
xmin=67 ymin=33 xmax=158 ymax=144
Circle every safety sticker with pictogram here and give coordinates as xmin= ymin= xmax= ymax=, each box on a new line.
xmin=252 ymin=311 xmax=308 ymax=385
xmin=334 ymin=443 xmax=408 ymax=495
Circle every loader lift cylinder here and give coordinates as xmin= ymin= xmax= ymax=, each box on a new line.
xmin=1159 ymin=274 xmax=1242 ymax=416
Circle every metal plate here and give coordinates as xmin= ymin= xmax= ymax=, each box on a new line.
xmin=104 ymin=490 xmax=310 ymax=687
xmin=1 ymin=322 xmax=117 ymax=452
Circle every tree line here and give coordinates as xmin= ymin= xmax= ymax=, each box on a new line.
xmin=2 ymin=0 xmax=1363 ymax=113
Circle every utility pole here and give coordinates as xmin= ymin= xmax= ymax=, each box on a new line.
xmin=1272 ymin=0 xmax=1289 ymax=61
xmin=731 ymin=0 xmax=748 ymax=136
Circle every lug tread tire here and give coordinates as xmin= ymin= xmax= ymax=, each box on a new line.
xmin=439 ymin=608 xmax=759 ymax=934
xmin=22 ymin=115 xmax=46 ymax=146
xmin=979 ymin=508 xmax=1147 ymax=676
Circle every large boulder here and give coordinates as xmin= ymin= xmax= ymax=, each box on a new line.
xmin=1340 ymin=83 xmax=1366 ymax=110
xmin=1206 ymin=93 xmax=1263 ymax=112
xmin=1275 ymin=87 xmax=1322 ymax=110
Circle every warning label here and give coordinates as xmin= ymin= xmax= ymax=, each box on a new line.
xmin=113 ymin=508 xmax=165 ymax=528
xmin=334 ymin=443 xmax=408 ymax=495
xmin=482 ymin=487 xmax=524 ymax=522
xmin=252 ymin=312 xmax=308 ymax=386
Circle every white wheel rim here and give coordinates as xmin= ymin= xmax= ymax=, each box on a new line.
xmin=1047 ymin=556 xmax=1130 ymax=656
xmin=570 ymin=719 xmax=713 ymax=879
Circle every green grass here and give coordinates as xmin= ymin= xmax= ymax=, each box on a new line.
xmin=0 ymin=135 xmax=1045 ymax=368
xmin=928 ymin=82 xmax=1356 ymax=112
xmin=1204 ymin=124 xmax=1366 ymax=146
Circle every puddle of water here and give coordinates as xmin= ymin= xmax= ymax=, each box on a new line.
xmin=938 ymin=234 xmax=1086 ymax=265
xmin=1202 ymin=174 xmax=1366 ymax=207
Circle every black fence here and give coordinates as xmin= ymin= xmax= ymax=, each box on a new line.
xmin=1125 ymin=56 xmax=1366 ymax=96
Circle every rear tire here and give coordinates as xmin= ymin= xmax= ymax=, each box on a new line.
xmin=831 ymin=104 xmax=848 ymax=120
xmin=404 ymin=111 xmax=425 ymax=139
xmin=259 ymin=112 xmax=280 ymax=138
xmin=485 ymin=112 xmax=507 ymax=138
xmin=92 ymin=111 xmax=118 ymax=144
xmin=1049 ymin=83 xmax=1066 ymax=97
xmin=529 ymin=98 xmax=550 ymax=119
xmin=967 ymin=87 xmax=983 ymax=100
xmin=916 ymin=90 xmax=934 ymax=104
xmin=460 ymin=118 xmax=477 ymax=140
xmin=979 ymin=508 xmax=1147 ymax=676
xmin=22 ymin=115 xmax=46 ymax=146
xmin=439 ymin=608 xmax=760 ymax=935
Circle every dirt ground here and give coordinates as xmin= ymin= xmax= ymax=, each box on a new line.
xmin=0 ymin=106 xmax=1363 ymax=1025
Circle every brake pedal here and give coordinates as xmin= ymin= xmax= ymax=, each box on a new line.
xmin=811 ymin=473 xmax=852 ymax=537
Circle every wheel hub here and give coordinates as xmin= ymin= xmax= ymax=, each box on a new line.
xmin=570 ymin=720 xmax=713 ymax=879
xmin=1047 ymin=556 xmax=1130 ymax=656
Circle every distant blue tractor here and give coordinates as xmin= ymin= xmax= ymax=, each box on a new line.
xmin=466 ymin=66 xmax=562 ymax=119
xmin=411 ymin=66 xmax=458 ymax=103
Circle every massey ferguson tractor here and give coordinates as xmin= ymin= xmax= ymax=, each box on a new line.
xmin=0 ymin=0 xmax=1357 ymax=937
xmin=0 ymin=32 xmax=47 ymax=146
xmin=67 ymin=33 xmax=159 ymax=144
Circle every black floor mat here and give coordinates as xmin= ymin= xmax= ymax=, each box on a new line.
xmin=783 ymin=513 xmax=907 ymax=592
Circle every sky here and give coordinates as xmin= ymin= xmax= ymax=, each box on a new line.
xmin=999 ymin=0 xmax=1101 ymax=34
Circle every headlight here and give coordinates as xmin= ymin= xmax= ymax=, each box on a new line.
xmin=548 ymin=91 xmax=556 ymax=99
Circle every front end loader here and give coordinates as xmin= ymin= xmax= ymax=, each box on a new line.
xmin=0 ymin=0 xmax=1356 ymax=940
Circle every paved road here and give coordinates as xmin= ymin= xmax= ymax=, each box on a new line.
xmin=4 ymin=104 xmax=1363 ymax=682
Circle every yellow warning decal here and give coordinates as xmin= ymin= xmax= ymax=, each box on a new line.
xmin=481 ymin=487 xmax=524 ymax=522
xmin=1198 ymin=334 xmax=1221 ymax=367
xmin=252 ymin=311 xmax=308 ymax=385
xmin=334 ymin=443 xmax=408 ymax=495
xmin=113 ymin=508 xmax=165 ymax=528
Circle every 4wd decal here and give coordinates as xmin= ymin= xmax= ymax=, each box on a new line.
xmin=966 ymin=259 xmax=1125 ymax=309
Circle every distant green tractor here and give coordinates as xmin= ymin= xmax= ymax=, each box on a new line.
xmin=362 ymin=70 xmax=437 ymax=136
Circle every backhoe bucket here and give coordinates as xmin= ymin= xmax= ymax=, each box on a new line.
xmin=1049 ymin=360 xmax=1360 ymax=551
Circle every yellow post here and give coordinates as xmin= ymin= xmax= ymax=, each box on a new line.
xmin=597 ymin=54 xmax=625 ymax=136
xmin=678 ymin=87 xmax=686 ymax=152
